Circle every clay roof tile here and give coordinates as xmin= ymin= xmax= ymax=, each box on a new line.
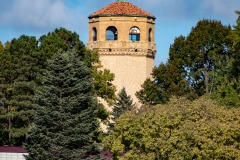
xmin=89 ymin=2 xmax=155 ymax=19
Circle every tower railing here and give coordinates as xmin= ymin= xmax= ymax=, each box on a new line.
xmin=106 ymin=35 xmax=118 ymax=40
xmin=87 ymin=41 xmax=156 ymax=51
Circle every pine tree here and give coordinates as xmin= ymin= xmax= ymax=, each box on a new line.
xmin=24 ymin=51 xmax=102 ymax=159
xmin=108 ymin=87 xmax=133 ymax=131
xmin=0 ymin=35 xmax=39 ymax=145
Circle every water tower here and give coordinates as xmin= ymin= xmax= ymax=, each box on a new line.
xmin=87 ymin=0 xmax=156 ymax=104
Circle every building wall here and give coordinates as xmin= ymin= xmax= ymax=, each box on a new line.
xmin=0 ymin=152 xmax=27 ymax=160
xmin=100 ymin=55 xmax=154 ymax=103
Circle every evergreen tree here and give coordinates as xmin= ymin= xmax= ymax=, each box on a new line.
xmin=24 ymin=51 xmax=102 ymax=159
xmin=109 ymin=87 xmax=133 ymax=131
xmin=230 ymin=11 xmax=240 ymax=78
xmin=210 ymin=11 xmax=240 ymax=107
xmin=0 ymin=28 xmax=115 ymax=146
xmin=39 ymin=27 xmax=116 ymax=105
xmin=0 ymin=35 xmax=39 ymax=145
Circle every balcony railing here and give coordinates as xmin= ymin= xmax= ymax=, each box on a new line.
xmin=106 ymin=35 xmax=118 ymax=41
xmin=87 ymin=41 xmax=156 ymax=52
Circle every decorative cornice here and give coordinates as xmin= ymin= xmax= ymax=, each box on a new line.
xmin=93 ymin=48 xmax=156 ymax=58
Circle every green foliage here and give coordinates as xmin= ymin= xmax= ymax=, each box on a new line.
xmin=0 ymin=35 xmax=39 ymax=145
xmin=136 ymin=76 xmax=169 ymax=105
xmin=137 ymin=19 xmax=232 ymax=105
xmin=39 ymin=28 xmax=116 ymax=105
xmin=230 ymin=11 xmax=240 ymax=78
xmin=231 ymin=11 xmax=240 ymax=48
xmin=210 ymin=76 xmax=240 ymax=107
xmin=0 ymin=27 xmax=116 ymax=146
xmin=39 ymin=28 xmax=84 ymax=59
xmin=4 ymin=41 xmax=11 ymax=49
xmin=112 ymin=87 xmax=133 ymax=120
xmin=209 ymin=11 xmax=240 ymax=107
xmin=108 ymin=88 xmax=133 ymax=131
xmin=136 ymin=36 xmax=194 ymax=105
xmin=103 ymin=97 xmax=240 ymax=159
xmin=24 ymin=51 xmax=101 ymax=159
xmin=91 ymin=57 xmax=116 ymax=105
xmin=0 ymin=41 xmax=4 ymax=53
xmin=185 ymin=19 xmax=232 ymax=95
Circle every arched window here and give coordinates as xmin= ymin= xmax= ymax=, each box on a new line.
xmin=106 ymin=26 xmax=118 ymax=40
xmin=93 ymin=27 xmax=97 ymax=41
xmin=148 ymin=28 xmax=152 ymax=42
xmin=129 ymin=27 xmax=140 ymax=41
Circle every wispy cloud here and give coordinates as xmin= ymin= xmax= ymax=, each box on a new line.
xmin=0 ymin=0 xmax=239 ymax=33
xmin=201 ymin=0 xmax=239 ymax=21
xmin=132 ymin=0 xmax=239 ymax=22
xmin=0 ymin=0 xmax=85 ymax=33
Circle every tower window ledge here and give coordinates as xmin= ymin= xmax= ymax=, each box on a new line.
xmin=131 ymin=40 xmax=140 ymax=42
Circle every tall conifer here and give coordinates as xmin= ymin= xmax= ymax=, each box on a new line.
xmin=24 ymin=51 xmax=102 ymax=159
xmin=108 ymin=87 xmax=133 ymax=131
xmin=0 ymin=35 xmax=39 ymax=145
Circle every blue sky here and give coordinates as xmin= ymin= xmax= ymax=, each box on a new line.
xmin=0 ymin=0 xmax=239 ymax=66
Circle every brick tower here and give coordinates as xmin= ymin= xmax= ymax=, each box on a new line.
xmin=87 ymin=0 xmax=156 ymax=104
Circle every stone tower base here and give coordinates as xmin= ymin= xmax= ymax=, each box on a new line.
xmin=100 ymin=54 xmax=154 ymax=105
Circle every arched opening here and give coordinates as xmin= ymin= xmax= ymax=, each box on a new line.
xmin=93 ymin=27 xmax=97 ymax=41
xmin=106 ymin=26 xmax=118 ymax=40
xmin=129 ymin=27 xmax=140 ymax=41
xmin=148 ymin=28 xmax=152 ymax=42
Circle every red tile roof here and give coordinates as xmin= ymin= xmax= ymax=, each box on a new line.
xmin=0 ymin=146 xmax=27 ymax=153
xmin=89 ymin=2 xmax=155 ymax=19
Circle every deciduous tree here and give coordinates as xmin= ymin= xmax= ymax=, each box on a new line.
xmin=103 ymin=97 xmax=240 ymax=159
xmin=136 ymin=36 xmax=192 ymax=105
xmin=0 ymin=41 xmax=4 ymax=53
xmin=136 ymin=20 xmax=232 ymax=105
xmin=185 ymin=19 xmax=232 ymax=95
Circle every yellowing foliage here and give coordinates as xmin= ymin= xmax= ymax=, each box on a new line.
xmin=0 ymin=41 xmax=4 ymax=53
xmin=103 ymin=97 xmax=240 ymax=159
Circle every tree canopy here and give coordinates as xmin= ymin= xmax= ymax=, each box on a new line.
xmin=0 ymin=35 xmax=39 ymax=145
xmin=0 ymin=28 xmax=116 ymax=146
xmin=0 ymin=41 xmax=4 ymax=53
xmin=103 ymin=97 xmax=240 ymax=160
xmin=136 ymin=19 xmax=234 ymax=106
